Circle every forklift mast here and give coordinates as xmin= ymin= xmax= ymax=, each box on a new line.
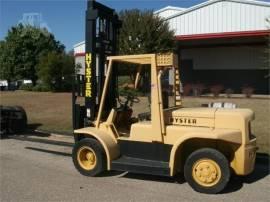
xmin=72 ymin=0 xmax=121 ymax=130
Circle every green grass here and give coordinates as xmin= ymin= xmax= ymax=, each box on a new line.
xmin=1 ymin=91 xmax=269 ymax=154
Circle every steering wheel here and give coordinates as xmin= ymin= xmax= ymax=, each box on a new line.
xmin=118 ymin=94 xmax=140 ymax=107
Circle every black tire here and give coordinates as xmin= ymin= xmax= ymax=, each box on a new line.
xmin=72 ymin=138 xmax=106 ymax=176
xmin=184 ymin=148 xmax=230 ymax=194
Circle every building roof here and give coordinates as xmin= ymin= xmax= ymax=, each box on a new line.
xmin=154 ymin=6 xmax=186 ymax=14
xmin=158 ymin=0 xmax=270 ymax=37
xmin=163 ymin=0 xmax=270 ymax=20
xmin=73 ymin=41 xmax=85 ymax=48
xmin=74 ymin=0 xmax=270 ymax=51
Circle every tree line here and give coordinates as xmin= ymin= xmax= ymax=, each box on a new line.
xmin=0 ymin=24 xmax=74 ymax=91
xmin=0 ymin=9 xmax=175 ymax=92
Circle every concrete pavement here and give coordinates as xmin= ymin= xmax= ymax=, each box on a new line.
xmin=0 ymin=134 xmax=269 ymax=202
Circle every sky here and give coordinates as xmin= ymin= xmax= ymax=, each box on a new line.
xmin=1 ymin=0 xmax=265 ymax=51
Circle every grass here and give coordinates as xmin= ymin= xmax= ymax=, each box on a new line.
xmin=1 ymin=91 xmax=72 ymax=133
xmin=1 ymin=91 xmax=269 ymax=154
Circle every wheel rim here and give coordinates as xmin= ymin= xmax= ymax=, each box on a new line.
xmin=192 ymin=159 xmax=222 ymax=187
xmin=77 ymin=146 xmax=97 ymax=170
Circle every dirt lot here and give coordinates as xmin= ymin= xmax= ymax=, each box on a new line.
xmin=1 ymin=91 xmax=72 ymax=132
xmin=1 ymin=91 xmax=269 ymax=154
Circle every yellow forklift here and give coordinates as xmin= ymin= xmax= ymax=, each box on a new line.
xmin=72 ymin=1 xmax=257 ymax=194
xmin=73 ymin=53 xmax=257 ymax=194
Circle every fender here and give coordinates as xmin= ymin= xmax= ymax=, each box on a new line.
xmin=169 ymin=129 xmax=242 ymax=176
xmin=74 ymin=127 xmax=120 ymax=170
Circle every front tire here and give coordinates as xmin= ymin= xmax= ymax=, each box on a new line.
xmin=184 ymin=148 xmax=230 ymax=194
xmin=72 ymin=138 xmax=106 ymax=176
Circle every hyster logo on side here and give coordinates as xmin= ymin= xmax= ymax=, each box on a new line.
xmin=85 ymin=53 xmax=92 ymax=97
xmin=170 ymin=117 xmax=197 ymax=125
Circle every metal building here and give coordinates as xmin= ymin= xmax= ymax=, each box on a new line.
xmin=155 ymin=0 xmax=270 ymax=94
xmin=74 ymin=41 xmax=86 ymax=75
xmin=74 ymin=0 xmax=270 ymax=94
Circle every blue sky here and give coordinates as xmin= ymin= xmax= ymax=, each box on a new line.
xmin=1 ymin=0 xmax=213 ymax=51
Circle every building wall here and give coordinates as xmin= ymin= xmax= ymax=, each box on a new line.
xmin=179 ymin=45 xmax=269 ymax=94
xmin=74 ymin=0 xmax=270 ymax=94
xmin=75 ymin=56 xmax=85 ymax=75
xmin=74 ymin=41 xmax=85 ymax=55
xmin=181 ymin=45 xmax=268 ymax=70
xmin=166 ymin=0 xmax=270 ymax=35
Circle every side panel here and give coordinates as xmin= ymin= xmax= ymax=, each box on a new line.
xmin=230 ymin=139 xmax=257 ymax=175
xmin=118 ymin=140 xmax=172 ymax=162
xmin=168 ymin=129 xmax=242 ymax=176
xmin=74 ymin=127 xmax=120 ymax=169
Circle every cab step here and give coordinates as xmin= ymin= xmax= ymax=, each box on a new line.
xmin=111 ymin=156 xmax=170 ymax=176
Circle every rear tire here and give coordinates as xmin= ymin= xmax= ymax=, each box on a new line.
xmin=72 ymin=138 xmax=106 ymax=176
xmin=184 ymin=148 xmax=230 ymax=194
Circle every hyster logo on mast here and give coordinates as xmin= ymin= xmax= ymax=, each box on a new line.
xmin=85 ymin=53 xmax=92 ymax=97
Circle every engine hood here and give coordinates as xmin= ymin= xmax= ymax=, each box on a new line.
xmin=215 ymin=108 xmax=255 ymax=132
xmin=171 ymin=108 xmax=217 ymax=127
xmin=170 ymin=107 xmax=254 ymax=129
xmin=172 ymin=108 xmax=217 ymax=118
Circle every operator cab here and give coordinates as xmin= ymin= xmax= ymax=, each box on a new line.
xmin=96 ymin=53 xmax=182 ymax=141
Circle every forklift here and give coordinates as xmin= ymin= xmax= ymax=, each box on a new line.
xmin=72 ymin=0 xmax=257 ymax=194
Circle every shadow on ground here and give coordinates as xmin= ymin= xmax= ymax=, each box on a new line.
xmin=18 ymin=144 xmax=270 ymax=194
xmin=3 ymin=123 xmax=72 ymax=139
xmin=119 ymin=154 xmax=270 ymax=194
xmin=27 ymin=123 xmax=43 ymax=131
xmin=25 ymin=146 xmax=71 ymax=157
xmin=5 ymin=131 xmax=269 ymax=194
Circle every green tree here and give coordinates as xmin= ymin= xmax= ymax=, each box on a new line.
xmin=118 ymin=9 xmax=175 ymax=55
xmin=0 ymin=24 xmax=64 ymax=84
xmin=37 ymin=52 xmax=74 ymax=91
xmin=0 ymin=40 xmax=14 ymax=81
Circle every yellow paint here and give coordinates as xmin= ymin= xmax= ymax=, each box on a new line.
xmin=85 ymin=53 xmax=92 ymax=97
xmin=192 ymin=159 xmax=221 ymax=187
xmin=75 ymin=53 xmax=257 ymax=179
xmin=77 ymin=146 xmax=97 ymax=170
xmin=74 ymin=127 xmax=120 ymax=170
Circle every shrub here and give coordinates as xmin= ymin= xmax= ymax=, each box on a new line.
xmin=242 ymin=86 xmax=254 ymax=98
xmin=225 ymin=88 xmax=234 ymax=98
xmin=19 ymin=83 xmax=33 ymax=91
xmin=210 ymin=84 xmax=224 ymax=97
xmin=183 ymin=84 xmax=193 ymax=96
xmin=32 ymin=83 xmax=50 ymax=92
xmin=119 ymin=88 xmax=143 ymax=97
xmin=192 ymin=83 xmax=206 ymax=97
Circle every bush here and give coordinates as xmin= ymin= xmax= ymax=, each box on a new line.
xmin=210 ymin=84 xmax=224 ymax=97
xmin=242 ymin=86 xmax=254 ymax=98
xmin=118 ymin=76 xmax=131 ymax=86
xmin=32 ymin=83 xmax=50 ymax=92
xmin=192 ymin=83 xmax=206 ymax=97
xmin=19 ymin=83 xmax=33 ymax=91
xmin=37 ymin=52 xmax=74 ymax=92
xmin=225 ymin=88 xmax=234 ymax=98
xmin=118 ymin=86 xmax=143 ymax=97
xmin=183 ymin=84 xmax=193 ymax=96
